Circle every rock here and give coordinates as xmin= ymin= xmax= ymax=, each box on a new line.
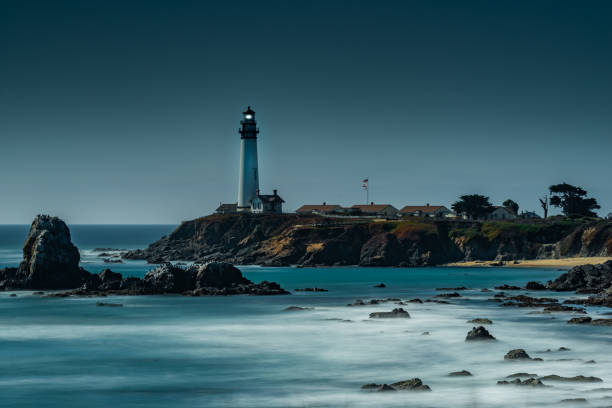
xmin=539 ymin=375 xmax=602 ymax=383
xmin=99 ymin=269 xmax=122 ymax=282
xmin=96 ymin=302 xmax=123 ymax=307
xmin=369 ymin=308 xmax=410 ymax=318
xmin=436 ymin=286 xmax=469 ymax=291
xmin=591 ymin=318 xmax=612 ymax=326
xmin=543 ymin=304 xmax=586 ymax=313
xmin=435 ymin=292 xmax=461 ymax=298
xmin=376 ymin=384 xmax=396 ymax=392
xmin=390 ymin=378 xmax=431 ymax=391
xmin=347 ymin=299 xmax=366 ymax=306
xmin=548 ymin=261 xmax=612 ymax=292
xmin=32 ymin=291 xmax=44 ymax=295
xmin=568 ymin=316 xmax=592 ymax=324
xmin=495 ymin=284 xmax=522 ymax=290
xmin=497 ymin=378 xmax=546 ymax=387
xmin=504 ymin=349 xmax=532 ymax=360
xmin=525 ymin=281 xmax=547 ymax=290
xmin=373 ymin=283 xmax=386 ymax=288
xmin=466 ymin=326 xmax=496 ymax=341
xmin=559 ymin=398 xmax=588 ymax=404
xmin=194 ymin=262 xmax=249 ymax=289
xmin=9 ymin=293 xmax=17 ymax=297
xmin=448 ymin=370 xmax=472 ymax=377
xmin=294 ymin=287 xmax=328 ymax=292
xmin=283 ymin=306 xmax=312 ymax=311
xmin=0 ymin=215 xmax=90 ymax=290
xmin=467 ymin=318 xmax=493 ymax=325
xmin=407 ymin=298 xmax=423 ymax=303
xmin=144 ymin=264 xmax=196 ymax=293
xmin=421 ymin=331 xmax=430 ymax=335
xmin=506 ymin=373 xmax=537 ymax=378
xmin=481 ymin=288 xmax=493 ymax=292
xmin=558 ymin=347 xmax=571 ymax=351
xmin=585 ymin=360 xmax=596 ymax=364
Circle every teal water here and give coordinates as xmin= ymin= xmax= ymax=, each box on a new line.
xmin=1 ymin=226 xmax=611 ymax=407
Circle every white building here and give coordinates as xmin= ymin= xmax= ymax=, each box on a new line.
xmin=251 ymin=190 xmax=284 ymax=214
xmin=237 ymin=107 xmax=260 ymax=212
xmin=485 ymin=206 xmax=517 ymax=220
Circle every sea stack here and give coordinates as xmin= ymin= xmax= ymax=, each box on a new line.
xmin=0 ymin=215 xmax=87 ymax=289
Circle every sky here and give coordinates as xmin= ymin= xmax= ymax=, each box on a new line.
xmin=1 ymin=0 xmax=611 ymax=224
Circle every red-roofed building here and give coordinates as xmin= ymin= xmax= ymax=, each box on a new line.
xmin=296 ymin=203 xmax=341 ymax=215
xmin=350 ymin=203 xmax=399 ymax=218
xmin=399 ymin=204 xmax=453 ymax=218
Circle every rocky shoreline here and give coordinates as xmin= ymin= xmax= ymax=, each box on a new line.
xmin=0 ymin=215 xmax=288 ymax=297
xmin=120 ymin=213 xmax=612 ymax=267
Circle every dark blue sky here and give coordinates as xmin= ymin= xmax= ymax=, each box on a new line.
xmin=1 ymin=0 xmax=611 ymax=223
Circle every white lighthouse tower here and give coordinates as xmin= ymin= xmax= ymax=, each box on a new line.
xmin=237 ymin=106 xmax=260 ymax=212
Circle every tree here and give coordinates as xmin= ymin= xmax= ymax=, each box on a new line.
xmin=539 ymin=195 xmax=549 ymax=219
xmin=452 ymin=194 xmax=493 ymax=220
xmin=502 ymin=199 xmax=519 ymax=215
xmin=548 ymin=183 xmax=600 ymax=217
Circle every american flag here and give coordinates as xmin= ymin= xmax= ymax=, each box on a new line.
xmin=362 ymin=178 xmax=368 ymax=190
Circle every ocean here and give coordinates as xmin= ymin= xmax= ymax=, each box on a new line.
xmin=0 ymin=225 xmax=611 ymax=407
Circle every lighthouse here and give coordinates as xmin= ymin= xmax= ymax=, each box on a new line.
xmin=237 ymin=106 xmax=260 ymax=212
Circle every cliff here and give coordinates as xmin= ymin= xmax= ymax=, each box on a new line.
xmin=123 ymin=214 xmax=612 ymax=267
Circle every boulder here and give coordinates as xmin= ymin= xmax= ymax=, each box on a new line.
xmin=466 ymin=326 xmax=496 ymax=341
xmin=144 ymin=264 xmax=196 ymax=293
xmin=373 ymin=283 xmax=386 ymax=288
xmin=13 ymin=215 xmax=88 ymax=289
xmin=539 ymin=375 xmax=602 ymax=383
xmin=497 ymin=378 xmax=545 ymax=387
xmin=448 ymin=370 xmax=472 ymax=377
xmin=525 ymin=281 xmax=547 ymax=290
xmin=283 ymin=306 xmax=313 ymax=311
xmin=194 ymin=262 xmax=250 ymax=289
xmin=591 ymin=318 xmax=612 ymax=326
xmin=390 ymin=378 xmax=431 ymax=391
xmin=504 ymin=349 xmax=532 ymax=360
xmin=506 ymin=373 xmax=537 ymax=378
xmin=99 ymin=269 xmax=122 ymax=283
xmin=369 ymin=308 xmax=410 ymax=318
xmin=435 ymin=292 xmax=461 ymax=298
xmin=360 ymin=383 xmax=396 ymax=392
xmin=495 ymin=284 xmax=522 ymax=290
xmin=568 ymin=316 xmax=592 ymax=324
xmin=548 ymin=261 xmax=612 ymax=292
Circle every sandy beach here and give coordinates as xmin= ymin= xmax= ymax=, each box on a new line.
xmin=444 ymin=256 xmax=612 ymax=269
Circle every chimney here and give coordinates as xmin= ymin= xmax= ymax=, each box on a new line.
xmin=273 ymin=189 xmax=277 ymax=196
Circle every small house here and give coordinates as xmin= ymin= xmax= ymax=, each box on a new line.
xmin=250 ymin=190 xmax=284 ymax=214
xmin=350 ymin=203 xmax=399 ymax=218
xmin=399 ymin=204 xmax=453 ymax=218
xmin=296 ymin=203 xmax=341 ymax=215
xmin=485 ymin=206 xmax=517 ymax=220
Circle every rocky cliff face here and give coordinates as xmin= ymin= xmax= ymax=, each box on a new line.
xmin=123 ymin=214 xmax=612 ymax=267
